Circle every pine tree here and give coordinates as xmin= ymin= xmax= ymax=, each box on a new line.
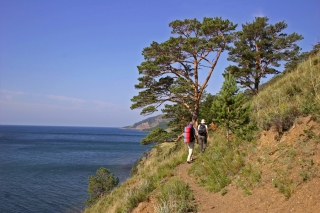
xmin=211 ymin=72 xmax=250 ymax=142
xmin=140 ymin=128 xmax=174 ymax=145
xmin=226 ymin=17 xmax=303 ymax=95
xmin=131 ymin=17 xmax=237 ymax=126
xmin=199 ymin=92 xmax=216 ymax=124
xmin=85 ymin=167 xmax=119 ymax=206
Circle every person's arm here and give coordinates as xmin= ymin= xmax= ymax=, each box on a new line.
xmin=194 ymin=127 xmax=199 ymax=143
xmin=206 ymin=125 xmax=209 ymax=139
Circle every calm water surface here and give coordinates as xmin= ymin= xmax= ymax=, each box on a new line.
xmin=0 ymin=125 xmax=150 ymax=213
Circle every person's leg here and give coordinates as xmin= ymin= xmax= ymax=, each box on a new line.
xmin=187 ymin=141 xmax=194 ymax=162
xmin=203 ymin=136 xmax=207 ymax=152
xmin=198 ymin=136 xmax=205 ymax=153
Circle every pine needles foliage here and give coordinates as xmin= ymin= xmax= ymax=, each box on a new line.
xmin=211 ymin=72 xmax=253 ymax=142
xmin=85 ymin=167 xmax=119 ymax=207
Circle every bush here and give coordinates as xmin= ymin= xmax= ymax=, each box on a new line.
xmin=85 ymin=167 xmax=119 ymax=207
xmin=155 ymin=178 xmax=197 ymax=213
xmin=271 ymin=106 xmax=301 ymax=133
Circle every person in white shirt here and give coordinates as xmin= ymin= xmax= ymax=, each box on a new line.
xmin=197 ymin=119 xmax=209 ymax=153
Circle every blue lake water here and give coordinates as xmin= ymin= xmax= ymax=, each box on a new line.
xmin=0 ymin=125 xmax=150 ymax=213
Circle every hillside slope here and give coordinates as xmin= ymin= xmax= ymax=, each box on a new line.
xmin=84 ymin=52 xmax=320 ymax=213
xmin=132 ymin=115 xmax=320 ymax=213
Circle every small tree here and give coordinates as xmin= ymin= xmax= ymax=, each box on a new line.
xmin=199 ymin=92 xmax=216 ymax=124
xmin=226 ymin=17 xmax=303 ymax=95
xmin=211 ymin=72 xmax=250 ymax=142
xmin=85 ymin=167 xmax=119 ymax=206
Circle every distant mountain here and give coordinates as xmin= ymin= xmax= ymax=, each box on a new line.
xmin=123 ymin=114 xmax=170 ymax=131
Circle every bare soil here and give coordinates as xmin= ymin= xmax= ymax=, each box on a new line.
xmin=132 ymin=116 xmax=320 ymax=213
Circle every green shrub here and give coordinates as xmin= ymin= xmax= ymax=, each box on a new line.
xmin=271 ymin=106 xmax=301 ymax=133
xmin=155 ymin=177 xmax=197 ymax=213
xmin=85 ymin=167 xmax=119 ymax=207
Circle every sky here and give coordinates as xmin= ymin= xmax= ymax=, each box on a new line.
xmin=1 ymin=0 xmax=319 ymax=127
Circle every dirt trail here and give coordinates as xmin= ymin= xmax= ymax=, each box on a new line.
xmin=175 ymin=159 xmax=217 ymax=213
xmin=175 ymin=156 xmax=320 ymax=213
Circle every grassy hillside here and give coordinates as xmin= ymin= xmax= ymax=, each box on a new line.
xmin=252 ymin=53 xmax=320 ymax=131
xmin=84 ymin=52 xmax=320 ymax=213
xmin=84 ymin=141 xmax=195 ymax=213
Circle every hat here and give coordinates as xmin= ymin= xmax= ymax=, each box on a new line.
xmin=200 ymin=119 xmax=205 ymax=124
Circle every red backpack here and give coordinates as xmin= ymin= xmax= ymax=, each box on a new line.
xmin=184 ymin=125 xmax=194 ymax=142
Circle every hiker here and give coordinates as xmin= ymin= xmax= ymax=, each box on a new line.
xmin=184 ymin=121 xmax=196 ymax=163
xmin=198 ymin=119 xmax=209 ymax=153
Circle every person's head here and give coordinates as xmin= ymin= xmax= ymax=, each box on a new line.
xmin=201 ymin=119 xmax=206 ymax=124
xmin=189 ymin=121 xmax=194 ymax=125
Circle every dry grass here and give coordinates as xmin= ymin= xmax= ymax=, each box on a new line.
xmin=252 ymin=52 xmax=320 ymax=131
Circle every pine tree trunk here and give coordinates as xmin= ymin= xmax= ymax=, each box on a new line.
xmin=254 ymin=80 xmax=259 ymax=95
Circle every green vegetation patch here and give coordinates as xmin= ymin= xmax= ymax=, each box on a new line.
xmin=115 ymin=177 xmax=157 ymax=213
xmin=155 ymin=177 xmax=197 ymax=213
xmin=235 ymin=163 xmax=261 ymax=195
xmin=189 ymin=133 xmax=245 ymax=192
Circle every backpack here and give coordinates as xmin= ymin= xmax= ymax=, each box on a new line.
xmin=198 ymin=124 xmax=207 ymax=136
xmin=184 ymin=125 xmax=195 ymax=142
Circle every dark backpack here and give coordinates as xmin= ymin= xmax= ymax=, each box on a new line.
xmin=198 ymin=124 xmax=207 ymax=136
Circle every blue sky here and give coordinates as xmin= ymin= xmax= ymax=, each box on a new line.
xmin=1 ymin=0 xmax=319 ymax=127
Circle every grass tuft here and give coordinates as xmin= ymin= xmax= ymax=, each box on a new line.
xmin=155 ymin=177 xmax=197 ymax=213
